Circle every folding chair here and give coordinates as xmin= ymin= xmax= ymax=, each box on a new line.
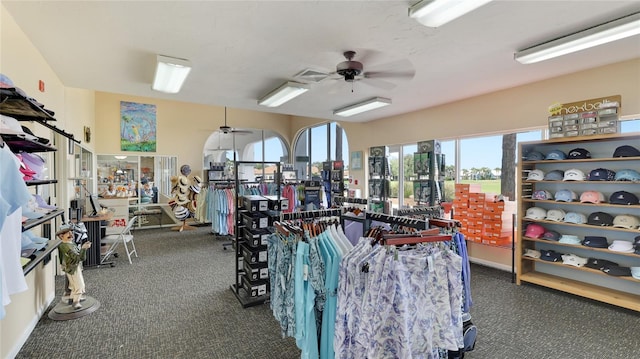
xmin=100 ymin=216 xmax=139 ymax=264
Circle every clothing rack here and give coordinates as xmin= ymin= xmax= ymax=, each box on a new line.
xmin=366 ymin=212 xmax=429 ymax=230
xmin=396 ymin=205 xmax=442 ymax=218
xmin=280 ymin=207 xmax=343 ymax=221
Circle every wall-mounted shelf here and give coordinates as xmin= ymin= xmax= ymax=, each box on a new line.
xmin=22 ymin=238 xmax=61 ymax=276
xmin=25 ymin=179 xmax=58 ymax=186
xmin=2 ymin=134 xmax=57 ymax=152
xmin=22 ymin=209 xmax=64 ymax=231
xmin=0 ymin=88 xmax=56 ymax=122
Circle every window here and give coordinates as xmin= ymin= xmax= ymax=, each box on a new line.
xmin=293 ymin=122 xmax=349 ymax=180
xmin=203 ymin=129 xmax=288 ymax=181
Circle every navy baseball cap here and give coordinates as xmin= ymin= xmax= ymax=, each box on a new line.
xmin=601 ymin=265 xmax=632 ymax=277
xmin=613 ymin=145 xmax=640 ymax=158
xmin=567 ymin=148 xmax=591 ymax=159
xmin=582 ymin=236 xmax=608 ymax=248
xmin=585 ymin=258 xmax=618 ymax=270
xmin=587 ymin=211 xmax=614 ymax=226
xmin=539 ymin=250 xmax=563 ymax=262
xmin=588 ymin=168 xmax=616 ymax=181
xmin=609 ymin=191 xmax=639 ymax=205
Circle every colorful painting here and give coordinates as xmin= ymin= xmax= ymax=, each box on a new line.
xmin=120 ymin=101 xmax=156 ymax=152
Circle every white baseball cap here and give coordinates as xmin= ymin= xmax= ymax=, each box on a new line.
xmin=526 ymin=169 xmax=545 ymax=181
xmin=608 ymin=240 xmax=635 ymax=253
xmin=612 ymin=214 xmax=640 ymax=229
xmin=523 ymin=249 xmax=541 ymax=259
xmin=524 ymin=207 xmax=547 ymax=220
xmin=561 ymin=254 xmax=588 ymax=267
xmin=0 ymin=115 xmax=38 ymax=141
xmin=563 ymin=168 xmax=586 ymax=181
xmin=545 ymin=209 xmax=566 ymax=222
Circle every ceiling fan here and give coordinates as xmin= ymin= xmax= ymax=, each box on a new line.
xmin=219 ymin=107 xmax=252 ymax=134
xmin=327 ymin=50 xmax=416 ymax=91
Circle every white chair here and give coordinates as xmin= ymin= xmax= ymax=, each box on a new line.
xmin=101 ymin=216 xmax=138 ymax=264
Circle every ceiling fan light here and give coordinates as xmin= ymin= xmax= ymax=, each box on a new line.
xmin=152 ymin=54 xmax=192 ymax=93
xmin=515 ymin=12 xmax=640 ymax=64
xmin=258 ymin=81 xmax=309 ymax=107
xmin=334 ymin=97 xmax=391 ymax=117
xmin=409 ymin=0 xmax=493 ymax=28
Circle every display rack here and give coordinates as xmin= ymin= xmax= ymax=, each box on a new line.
xmin=1 ymin=89 xmax=66 ymax=275
xmin=516 ymin=132 xmax=640 ymax=312
xmin=413 ymin=140 xmax=445 ymax=206
xmin=368 ymin=146 xmax=390 ymax=213
xmin=321 ymin=160 xmax=345 ymax=207
xmin=230 ymin=161 xmax=281 ymax=308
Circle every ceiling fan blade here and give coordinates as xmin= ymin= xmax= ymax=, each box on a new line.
xmin=354 ymin=48 xmax=385 ymax=65
xmin=366 ymin=58 xmax=415 ymax=75
xmin=364 ymin=69 xmax=416 ymax=80
xmin=359 ymin=77 xmax=397 ymax=91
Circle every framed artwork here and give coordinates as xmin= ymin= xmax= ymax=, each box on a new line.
xmin=350 ymin=151 xmax=363 ymax=170
xmin=120 ymin=101 xmax=157 ymax=152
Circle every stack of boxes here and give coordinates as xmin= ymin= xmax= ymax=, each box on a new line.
xmin=453 ymin=184 xmax=516 ymax=247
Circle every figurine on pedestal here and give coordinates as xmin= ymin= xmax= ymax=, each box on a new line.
xmin=56 ymin=225 xmax=91 ymax=309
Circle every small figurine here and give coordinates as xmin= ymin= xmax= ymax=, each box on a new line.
xmin=56 ymin=225 xmax=91 ymax=309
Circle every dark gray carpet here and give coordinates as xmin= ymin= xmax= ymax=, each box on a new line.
xmin=16 ymin=227 xmax=640 ymax=358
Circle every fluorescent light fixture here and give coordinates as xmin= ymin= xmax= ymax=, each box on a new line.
xmin=409 ymin=0 xmax=493 ymax=28
xmin=258 ymin=81 xmax=309 ymax=107
xmin=334 ymin=97 xmax=391 ymax=117
xmin=114 ymin=155 xmax=127 ymax=160
xmin=515 ymin=12 xmax=640 ymax=64
xmin=152 ymin=55 xmax=192 ymax=93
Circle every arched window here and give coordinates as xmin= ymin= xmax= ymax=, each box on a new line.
xmin=293 ymin=122 xmax=349 ymax=180
xmin=203 ymin=129 xmax=289 ymax=181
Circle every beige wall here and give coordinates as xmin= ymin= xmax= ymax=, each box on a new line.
xmin=3 ymin=0 xmax=640 ymax=354
xmin=94 ymin=92 xmax=294 ymax=172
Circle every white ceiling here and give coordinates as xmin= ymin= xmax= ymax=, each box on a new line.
xmin=3 ymin=1 xmax=640 ymax=123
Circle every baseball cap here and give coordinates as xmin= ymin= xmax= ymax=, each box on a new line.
xmin=613 ymin=145 xmax=640 ymax=158
xmin=585 ymin=258 xmax=618 ymax=270
xmin=609 ymin=191 xmax=640 ymax=205
xmin=524 ymin=207 xmax=547 ymax=220
xmin=634 ymin=236 xmax=640 ymax=246
xmin=567 ymin=148 xmax=591 ymax=159
xmin=526 ymin=169 xmax=545 ymax=181
xmin=588 ymin=168 xmax=616 ymax=181
xmin=0 ymin=115 xmax=38 ymax=141
xmin=544 ymin=170 xmax=564 ymax=181
xmin=561 ymin=254 xmax=588 ymax=267
xmin=545 ymin=150 xmax=566 ymax=160
xmin=21 ymin=232 xmax=47 ymax=251
xmin=524 ymin=151 xmax=545 ymax=161
xmin=614 ymin=169 xmax=640 ymax=182
xmin=532 ymin=190 xmax=553 ymax=200
xmin=523 ymin=249 xmax=541 ymax=259
xmin=541 ymin=230 xmax=562 ymax=241
xmin=563 ymin=212 xmax=587 ymax=224
xmin=554 ymin=189 xmax=577 ymax=202
xmin=558 ymin=235 xmax=581 ymax=245
xmin=582 ymin=236 xmax=608 ymax=248
xmin=608 ymin=240 xmax=634 ymax=253
xmin=612 ymin=214 xmax=640 ymax=229
xmin=601 ymin=265 xmax=632 ymax=277
xmin=631 ymin=267 xmax=640 ymax=280
xmin=579 ymin=191 xmax=606 ymax=204
xmin=563 ymin=168 xmax=586 ymax=181
xmin=0 ymin=73 xmax=15 ymax=88
xmin=587 ymin=211 xmax=614 ymax=226
xmin=21 ymin=125 xmax=50 ymax=145
xmin=524 ymin=223 xmax=546 ymax=238
xmin=545 ymin=209 xmax=566 ymax=222
xmin=539 ymin=250 xmax=563 ymax=262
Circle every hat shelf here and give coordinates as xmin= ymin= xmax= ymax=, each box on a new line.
xmin=517 ymin=132 xmax=640 ymax=312
xmin=1 ymin=85 xmax=65 ymax=276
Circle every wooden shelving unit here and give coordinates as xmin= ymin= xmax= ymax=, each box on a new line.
xmin=516 ymin=132 xmax=640 ymax=312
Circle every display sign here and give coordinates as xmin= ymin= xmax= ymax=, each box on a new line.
xmin=548 ymin=95 xmax=621 ymax=116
